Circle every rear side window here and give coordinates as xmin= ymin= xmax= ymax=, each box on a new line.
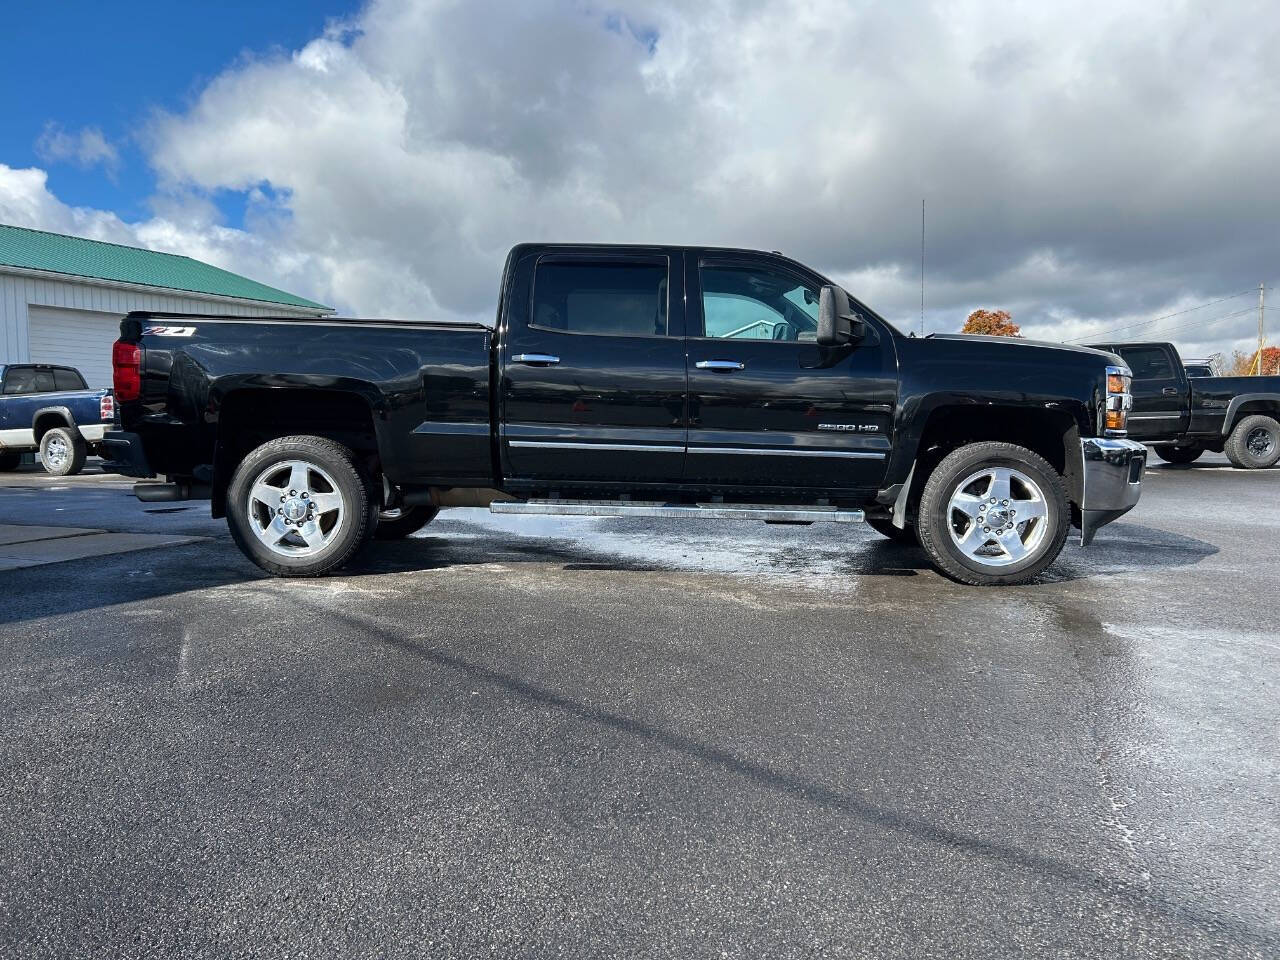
xmin=54 ymin=369 xmax=86 ymax=391
xmin=532 ymin=261 xmax=668 ymax=336
xmin=1119 ymin=347 xmax=1175 ymax=379
xmin=3 ymin=368 xmax=39 ymax=394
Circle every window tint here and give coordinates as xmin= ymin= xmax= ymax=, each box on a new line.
xmin=3 ymin=368 xmax=38 ymax=394
xmin=54 ymin=368 xmax=86 ymax=391
xmin=699 ymin=264 xmax=820 ymax=341
xmin=1119 ymin=346 xmax=1175 ymax=379
xmin=532 ymin=261 xmax=668 ymax=336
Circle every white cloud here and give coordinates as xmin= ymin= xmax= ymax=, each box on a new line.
xmin=34 ymin=123 xmax=121 ymax=179
xmin=7 ymin=0 xmax=1280 ymax=357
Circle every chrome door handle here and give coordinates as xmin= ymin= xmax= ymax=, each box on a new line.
xmin=511 ymin=353 xmax=560 ymax=366
xmin=1162 ymin=387 xmax=1178 ymax=396
xmin=695 ymin=360 xmax=745 ymax=372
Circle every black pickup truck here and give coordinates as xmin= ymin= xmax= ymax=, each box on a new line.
xmin=1086 ymin=340 xmax=1280 ymax=468
xmin=105 ymin=244 xmax=1146 ymax=585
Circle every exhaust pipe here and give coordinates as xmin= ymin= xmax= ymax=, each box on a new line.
xmin=133 ymin=482 xmax=211 ymax=502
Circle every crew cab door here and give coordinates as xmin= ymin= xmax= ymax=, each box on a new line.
xmin=682 ymin=254 xmax=896 ymax=491
xmin=499 ymin=250 xmax=688 ymax=485
xmin=1114 ymin=344 xmax=1190 ymax=440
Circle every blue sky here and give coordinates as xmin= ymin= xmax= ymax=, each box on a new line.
xmin=2 ymin=0 xmax=359 ymax=225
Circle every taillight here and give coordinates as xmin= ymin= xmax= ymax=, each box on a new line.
xmin=112 ymin=340 xmax=141 ymax=402
xmin=100 ymin=393 xmax=115 ymax=422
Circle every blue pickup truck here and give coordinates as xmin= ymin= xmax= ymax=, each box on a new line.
xmin=0 ymin=363 xmax=114 ymax=476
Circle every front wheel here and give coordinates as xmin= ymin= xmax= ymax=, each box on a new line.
xmin=1224 ymin=415 xmax=1280 ymax=469
xmin=1152 ymin=443 xmax=1203 ymax=465
xmin=225 ymin=435 xmax=376 ymax=577
xmin=916 ymin=442 xmax=1070 ymax=586
xmin=373 ymin=505 xmax=439 ymax=540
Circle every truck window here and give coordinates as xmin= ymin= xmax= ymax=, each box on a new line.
xmin=54 ymin=368 xmax=87 ymax=391
xmin=699 ymin=264 xmax=821 ymax=341
xmin=531 ymin=261 xmax=669 ymax=337
xmin=2 ymin=367 xmax=39 ymax=394
xmin=1119 ymin=346 xmax=1175 ymax=379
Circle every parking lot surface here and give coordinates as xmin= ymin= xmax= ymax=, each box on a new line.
xmin=1 ymin=456 xmax=1277 ymax=958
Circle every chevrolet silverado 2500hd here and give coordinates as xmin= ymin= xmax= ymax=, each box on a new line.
xmin=104 ymin=244 xmax=1146 ymax=585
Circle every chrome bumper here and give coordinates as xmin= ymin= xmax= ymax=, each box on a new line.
xmin=1079 ymin=437 xmax=1146 ymax=546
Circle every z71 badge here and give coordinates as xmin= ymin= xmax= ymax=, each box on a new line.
xmin=142 ymin=325 xmax=197 ymax=337
xmin=818 ymin=423 xmax=879 ymax=432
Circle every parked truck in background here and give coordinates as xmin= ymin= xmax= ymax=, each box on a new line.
xmin=0 ymin=364 xmax=114 ymax=475
xmin=104 ymin=244 xmax=1147 ymax=585
xmin=1086 ymin=340 xmax=1280 ymax=468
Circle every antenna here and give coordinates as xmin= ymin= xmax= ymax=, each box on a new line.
xmin=920 ymin=199 xmax=925 ymax=336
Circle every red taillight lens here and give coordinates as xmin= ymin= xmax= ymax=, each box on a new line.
xmin=100 ymin=393 xmax=115 ymax=421
xmin=112 ymin=340 xmax=141 ymax=402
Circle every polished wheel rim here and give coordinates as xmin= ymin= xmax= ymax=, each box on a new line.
xmin=1246 ymin=427 xmax=1274 ymax=458
xmin=45 ymin=435 xmax=68 ymax=468
xmin=947 ymin=466 xmax=1049 ymax=567
xmin=247 ymin=459 xmax=345 ymax=558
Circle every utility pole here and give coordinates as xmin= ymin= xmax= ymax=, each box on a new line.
xmin=1257 ymin=282 xmax=1266 ymax=375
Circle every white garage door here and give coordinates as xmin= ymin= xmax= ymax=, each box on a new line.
xmin=27 ymin=306 xmax=121 ymax=389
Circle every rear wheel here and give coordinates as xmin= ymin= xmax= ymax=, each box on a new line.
xmin=225 ymin=435 xmax=377 ymax=577
xmin=865 ymin=516 xmax=918 ymax=545
xmin=1224 ymin=414 xmax=1280 ymax=469
xmin=916 ymin=441 xmax=1070 ymax=586
xmin=374 ymin=505 xmax=439 ymax=540
xmin=40 ymin=427 xmax=86 ymax=476
xmin=1152 ymin=443 xmax=1203 ymax=465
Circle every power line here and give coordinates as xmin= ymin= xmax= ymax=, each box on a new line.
xmin=1110 ymin=305 xmax=1258 ymax=343
xmin=1065 ymin=289 xmax=1255 ymax=343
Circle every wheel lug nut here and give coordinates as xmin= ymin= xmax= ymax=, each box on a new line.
xmin=280 ymin=495 xmax=286 ymax=502
xmin=289 ymin=489 xmax=296 ymax=496
xmin=301 ymin=492 xmax=308 ymax=499
xmin=277 ymin=508 xmax=283 ymax=515
xmin=983 ymin=526 xmax=991 ymax=533
xmin=1002 ymin=499 xmax=1008 ymax=506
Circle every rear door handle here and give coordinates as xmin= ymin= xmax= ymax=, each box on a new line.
xmin=511 ymin=353 xmax=560 ymax=366
xmin=1162 ymin=387 xmax=1178 ymax=396
xmin=695 ymin=360 xmax=745 ymax=372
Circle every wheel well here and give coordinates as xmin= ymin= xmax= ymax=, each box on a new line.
xmin=1230 ymin=399 xmax=1280 ymax=430
xmin=211 ymin=389 xmax=378 ymax=518
xmin=905 ymin=405 xmax=1082 ymax=516
xmin=32 ymin=411 xmax=72 ymax=442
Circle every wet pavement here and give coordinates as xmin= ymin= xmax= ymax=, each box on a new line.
xmin=0 ymin=455 xmax=1277 ymax=958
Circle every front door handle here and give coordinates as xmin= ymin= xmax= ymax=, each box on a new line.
xmin=512 ymin=353 xmax=561 ymax=366
xmin=695 ymin=360 xmax=745 ymax=372
xmin=1162 ymin=387 xmax=1178 ymax=396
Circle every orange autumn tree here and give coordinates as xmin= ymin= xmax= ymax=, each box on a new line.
xmin=1226 ymin=345 xmax=1280 ymax=376
xmin=962 ymin=309 xmax=1021 ymax=337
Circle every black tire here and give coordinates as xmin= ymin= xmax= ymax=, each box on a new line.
xmin=1152 ymin=443 xmax=1204 ymax=465
xmin=225 ymin=435 xmax=377 ymax=577
xmin=0 ymin=451 xmax=21 ymax=471
xmin=1223 ymin=414 xmax=1280 ymax=469
xmin=39 ymin=426 xmax=86 ymax=476
xmin=865 ymin=516 xmax=918 ymax=545
xmin=373 ymin=505 xmax=439 ymax=540
xmin=916 ymin=441 xmax=1070 ymax=586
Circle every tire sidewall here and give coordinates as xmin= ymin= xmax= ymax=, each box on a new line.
xmin=1228 ymin=415 xmax=1280 ymax=469
xmin=226 ymin=437 xmax=375 ymax=575
xmin=919 ymin=444 xmax=1069 ymax=584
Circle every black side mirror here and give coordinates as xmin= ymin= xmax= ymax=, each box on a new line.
xmin=817 ymin=284 xmax=865 ymax=346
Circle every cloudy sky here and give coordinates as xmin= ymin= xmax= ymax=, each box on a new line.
xmin=2 ymin=0 xmax=1277 ymax=358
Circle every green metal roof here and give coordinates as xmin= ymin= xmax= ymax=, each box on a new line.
xmin=0 ymin=223 xmax=332 ymax=312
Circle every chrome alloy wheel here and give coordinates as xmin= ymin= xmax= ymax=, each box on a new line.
xmin=247 ymin=459 xmax=345 ymax=558
xmin=946 ymin=466 xmax=1049 ymax=567
xmin=44 ymin=434 xmax=69 ymax=469
xmin=1247 ymin=426 xmax=1275 ymax=459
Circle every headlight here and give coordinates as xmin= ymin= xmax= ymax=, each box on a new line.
xmin=1104 ymin=364 xmax=1132 ymax=434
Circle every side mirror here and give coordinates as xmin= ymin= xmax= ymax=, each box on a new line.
xmin=817 ymin=284 xmax=865 ymax=346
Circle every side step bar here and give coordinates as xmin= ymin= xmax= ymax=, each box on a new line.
xmin=490 ymin=499 xmax=865 ymax=523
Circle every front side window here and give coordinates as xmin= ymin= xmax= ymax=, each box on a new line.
xmin=1120 ymin=347 xmax=1174 ymax=379
xmin=699 ymin=264 xmax=821 ymax=341
xmin=532 ymin=260 xmax=668 ymax=337
xmin=2 ymin=368 xmax=38 ymax=394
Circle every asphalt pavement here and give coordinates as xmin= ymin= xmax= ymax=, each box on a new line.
xmin=0 ymin=454 xmax=1276 ymax=958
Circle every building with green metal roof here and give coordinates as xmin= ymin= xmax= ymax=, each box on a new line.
xmin=0 ymin=223 xmax=332 ymax=388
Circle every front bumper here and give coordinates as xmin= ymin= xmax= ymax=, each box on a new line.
xmin=100 ymin=430 xmax=155 ymax=479
xmin=1079 ymin=437 xmax=1146 ymax=546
